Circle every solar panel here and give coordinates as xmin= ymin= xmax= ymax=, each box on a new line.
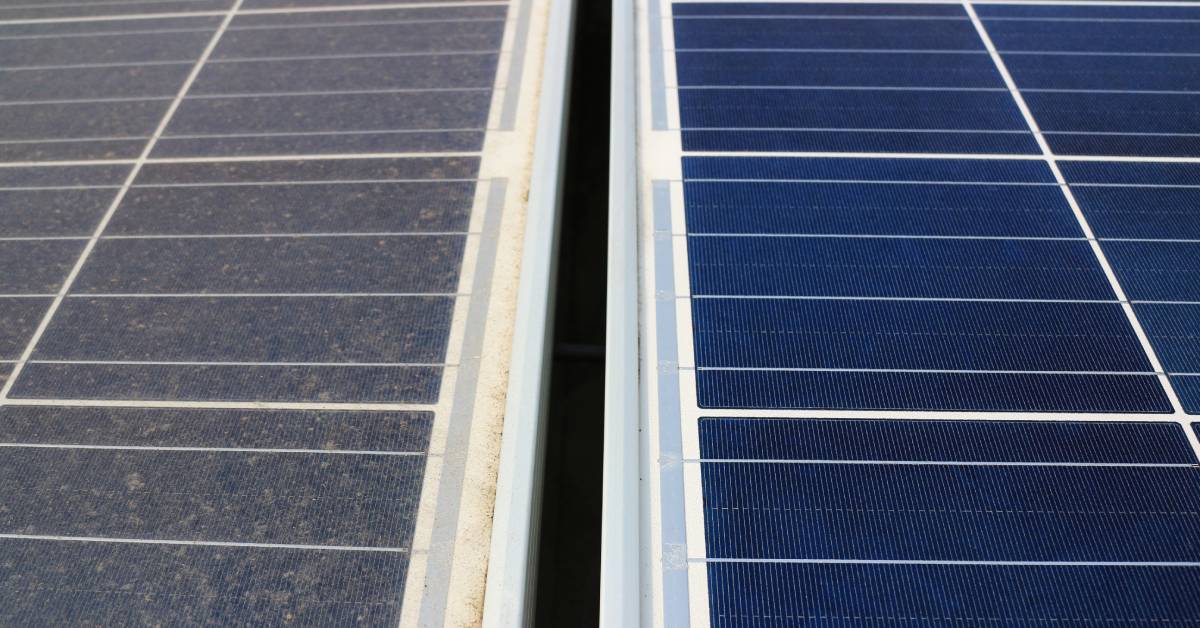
xmin=0 ymin=0 xmax=557 ymax=624
xmin=625 ymin=0 xmax=1200 ymax=624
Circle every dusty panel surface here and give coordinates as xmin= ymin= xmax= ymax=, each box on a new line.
xmin=0 ymin=0 xmax=548 ymax=625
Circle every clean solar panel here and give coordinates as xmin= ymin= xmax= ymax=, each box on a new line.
xmin=635 ymin=0 xmax=1200 ymax=625
xmin=0 ymin=0 xmax=545 ymax=624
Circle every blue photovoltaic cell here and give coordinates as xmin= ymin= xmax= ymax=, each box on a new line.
xmin=687 ymin=237 xmax=1112 ymax=299
xmin=673 ymin=3 xmax=964 ymax=17
xmin=1176 ymin=377 xmax=1200 ymax=414
xmin=976 ymin=4 xmax=1200 ymax=19
xmin=672 ymin=17 xmax=983 ymax=50
xmin=683 ymin=181 xmax=1082 ymax=237
xmin=691 ymin=299 xmax=1150 ymax=372
xmin=1046 ymin=134 xmax=1200 ymax=159
xmin=675 ymin=51 xmax=1002 ymax=88
xmin=683 ymin=157 xmax=1057 ymax=182
xmin=696 ymin=370 xmax=1171 ymax=412
xmin=1132 ymin=304 xmax=1200 ymax=373
xmin=701 ymin=463 xmax=1200 ymax=561
xmin=697 ymin=418 xmax=1196 ymax=464
xmin=1004 ymin=54 xmax=1200 ymax=92
xmin=1072 ymin=186 xmax=1200 ymax=240
xmin=985 ymin=19 xmax=1200 ymax=54
xmin=678 ymin=89 xmax=1028 ymax=130
xmin=1058 ymin=161 xmax=1200 ymax=186
xmin=707 ymin=562 xmax=1200 ymax=628
xmin=681 ymin=129 xmax=1041 ymax=154
xmin=1024 ymin=92 xmax=1200 ymax=135
xmin=1101 ymin=241 xmax=1200 ymax=301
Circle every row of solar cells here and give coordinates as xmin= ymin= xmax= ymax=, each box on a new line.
xmin=672 ymin=2 xmax=1200 ymax=156
xmin=669 ymin=4 xmax=1200 ymax=626
xmin=699 ymin=418 xmax=1200 ymax=626
xmin=0 ymin=157 xmax=477 ymax=402
xmin=0 ymin=0 xmax=442 ymax=25
xmin=0 ymin=5 xmax=503 ymax=160
xmin=685 ymin=157 xmax=1200 ymax=413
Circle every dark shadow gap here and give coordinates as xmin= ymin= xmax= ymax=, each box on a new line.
xmin=533 ymin=0 xmax=612 ymax=624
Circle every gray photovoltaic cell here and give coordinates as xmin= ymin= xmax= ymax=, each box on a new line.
xmin=0 ymin=406 xmax=433 ymax=450
xmin=0 ymin=0 xmax=520 ymax=623
xmin=0 ymin=539 xmax=409 ymax=625
xmin=72 ymin=236 xmax=466 ymax=293
xmin=644 ymin=1 xmax=1200 ymax=625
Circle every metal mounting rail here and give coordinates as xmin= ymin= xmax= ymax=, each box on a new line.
xmin=481 ymin=0 xmax=577 ymax=624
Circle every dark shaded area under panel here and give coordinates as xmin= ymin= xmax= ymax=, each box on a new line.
xmin=696 ymin=369 xmax=1172 ymax=412
xmin=0 ymin=406 xmax=432 ymax=451
xmin=0 ymin=538 xmax=406 ymax=626
xmin=109 ymin=181 xmax=476 ymax=235
xmin=134 ymin=156 xmax=480 ymax=184
xmin=672 ymin=16 xmax=983 ymax=50
xmin=0 ymin=240 xmax=84 ymax=293
xmin=706 ymin=562 xmax=1200 ymax=628
xmin=0 ymin=65 xmax=190 ymax=101
xmin=698 ymin=418 xmax=1196 ymax=464
xmin=0 ymin=30 xmax=215 ymax=68
xmin=681 ymin=129 xmax=1041 ymax=154
xmin=1005 ymin=53 xmax=1200 ymax=92
xmin=0 ymin=449 xmax=423 ymax=546
xmin=1133 ymin=304 xmax=1200 ymax=373
xmin=1103 ymin=241 xmax=1200 ymax=301
xmin=683 ymin=181 xmax=1080 ymax=237
xmin=10 ymin=362 xmax=442 ymax=403
xmin=986 ymin=18 xmax=1200 ymax=54
xmin=0 ymin=0 xmax=228 ymax=21
xmin=679 ymin=88 xmax=1027 ymax=131
xmin=682 ymin=156 xmax=1057 ymax=182
xmin=33 ymin=296 xmax=454 ymax=362
xmin=535 ymin=0 xmax=609 ymax=621
xmin=152 ymin=129 xmax=486 ymax=158
xmin=74 ymin=235 xmax=464 ymax=294
xmin=163 ymin=91 xmax=492 ymax=135
xmin=0 ymin=188 xmax=117 ymax=237
xmin=687 ymin=237 xmax=1110 ymax=299
xmin=691 ymin=299 xmax=1150 ymax=371
xmin=1073 ymin=185 xmax=1200 ymax=240
xmin=675 ymin=50 xmax=1000 ymax=88
xmin=213 ymin=20 xmax=504 ymax=58
xmin=193 ymin=53 xmax=501 ymax=93
xmin=701 ymin=462 xmax=1200 ymax=560
xmin=0 ymin=298 xmax=52 ymax=360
